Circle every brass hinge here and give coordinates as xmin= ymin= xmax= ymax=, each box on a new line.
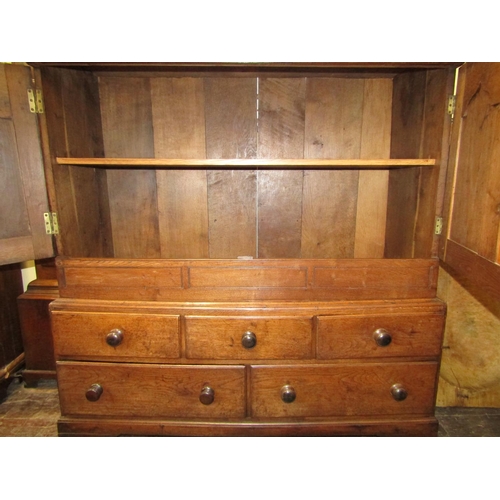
xmin=44 ymin=212 xmax=59 ymax=235
xmin=27 ymin=88 xmax=44 ymax=113
xmin=447 ymin=95 xmax=456 ymax=117
xmin=434 ymin=216 xmax=443 ymax=235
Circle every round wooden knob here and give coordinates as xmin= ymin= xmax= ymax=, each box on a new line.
xmin=391 ymin=383 xmax=408 ymax=402
xmin=85 ymin=383 xmax=103 ymax=402
xmin=241 ymin=331 xmax=257 ymax=349
xmin=281 ymin=385 xmax=296 ymax=403
xmin=106 ymin=328 xmax=124 ymax=346
xmin=373 ymin=328 xmax=392 ymax=347
xmin=199 ymin=386 xmax=215 ymax=405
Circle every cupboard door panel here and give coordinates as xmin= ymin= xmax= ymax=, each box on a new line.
xmin=444 ymin=63 xmax=500 ymax=302
xmin=448 ymin=63 xmax=500 ymax=263
xmin=0 ymin=64 xmax=53 ymax=265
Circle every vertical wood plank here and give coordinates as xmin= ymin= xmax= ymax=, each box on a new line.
xmin=257 ymin=78 xmax=305 ymax=258
xmin=302 ymin=78 xmax=363 ymax=258
xmin=151 ymin=77 xmax=209 ymax=258
xmin=354 ymin=79 xmax=392 ymax=258
xmin=100 ymin=77 xmax=160 ymax=258
xmin=205 ymin=78 xmax=257 ymax=258
xmin=385 ymin=71 xmax=426 ymax=258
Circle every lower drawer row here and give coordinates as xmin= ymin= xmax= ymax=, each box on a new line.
xmin=57 ymin=361 xmax=439 ymax=420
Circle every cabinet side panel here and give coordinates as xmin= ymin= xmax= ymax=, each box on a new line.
xmin=385 ymin=71 xmax=426 ymax=258
xmin=205 ymin=78 xmax=257 ymax=258
xmin=302 ymin=78 xmax=362 ymax=258
xmin=40 ymin=67 xmax=112 ymax=257
xmin=99 ymin=77 xmax=160 ymax=258
xmin=355 ymin=79 xmax=392 ymax=258
xmin=413 ymin=69 xmax=454 ymax=259
xmin=151 ymin=77 xmax=209 ymax=258
xmin=257 ymin=78 xmax=305 ymax=258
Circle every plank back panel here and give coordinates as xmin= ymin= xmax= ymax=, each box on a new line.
xmin=257 ymin=78 xmax=305 ymax=258
xmin=302 ymin=78 xmax=363 ymax=258
xmin=354 ymin=79 xmax=392 ymax=258
xmin=205 ymin=78 xmax=258 ymax=258
xmin=151 ymin=77 xmax=209 ymax=258
xmin=99 ymin=77 xmax=160 ymax=258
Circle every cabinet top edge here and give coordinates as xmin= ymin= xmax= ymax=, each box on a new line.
xmin=28 ymin=62 xmax=463 ymax=74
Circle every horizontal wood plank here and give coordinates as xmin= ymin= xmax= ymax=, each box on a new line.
xmin=56 ymin=158 xmax=436 ymax=168
xmin=57 ymin=416 xmax=439 ymax=437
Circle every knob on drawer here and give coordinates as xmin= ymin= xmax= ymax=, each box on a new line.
xmin=199 ymin=386 xmax=215 ymax=405
xmin=373 ymin=328 xmax=392 ymax=347
xmin=106 ymin=328 xmax=124 ymax=346
xmin=281 ymin=385 xmax=296 ymax=404
xmin=241 ymin=331 xmax=257 ymax=349
xmin=86 ymin=383 xmax=103 ymax=402
xmin=391 ymin=383 xmax=408 ymax=402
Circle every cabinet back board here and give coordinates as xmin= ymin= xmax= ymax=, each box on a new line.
xmin=38 ymin=66 xmax=454 ymax=261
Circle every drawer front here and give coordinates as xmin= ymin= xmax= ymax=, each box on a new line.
xmin=185 ymin=316 xmax=313 ymax=359
xmin=250 ymin=362 xmax=438 ymax=418
xmin=57 ymin=362 xmax=246 ymax=419
xmin=51 ymin=311 xmax=180 ymax=360
xmin=317 ymin=312 xmax=445 ymax=359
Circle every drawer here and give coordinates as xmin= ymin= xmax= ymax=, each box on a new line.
xmin=51 ymin=311 xmax=180 ymax=361
xmin=250 ymin=362 xmax=438 ymax=418
xmin=185 ymin=316 xmax=313 ymax=359
xmin=57 ymin=362 xmax=246 ymax=419
xmin=317 ymin=312 xmax=445 ymax=359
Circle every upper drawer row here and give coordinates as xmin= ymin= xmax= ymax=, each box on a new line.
xmin=51 ymin=310 xmax=445 ymax=362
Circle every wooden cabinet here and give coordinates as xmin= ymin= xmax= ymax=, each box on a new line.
xmin=3 ymin=62 xmax=499 ymax=436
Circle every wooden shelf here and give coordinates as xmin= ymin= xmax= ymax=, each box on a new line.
xmin=55 ymin=158 xmax=436 ymax=169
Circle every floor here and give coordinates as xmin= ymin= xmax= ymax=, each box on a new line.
xmin=1 ymin=375 xmax=500 ymax=437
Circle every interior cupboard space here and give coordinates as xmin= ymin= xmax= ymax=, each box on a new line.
xmin=36 ymin=64 xmax=455 ymax=262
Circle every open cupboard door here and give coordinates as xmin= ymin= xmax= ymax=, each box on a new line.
xmin=0 ymin=63 xmax=54 ymax=265
xmin=441 ymin=62 xmax=500 ymax=302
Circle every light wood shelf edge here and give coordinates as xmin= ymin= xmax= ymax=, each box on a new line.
xmin=55 ymin=158 xmax=437 ymax=168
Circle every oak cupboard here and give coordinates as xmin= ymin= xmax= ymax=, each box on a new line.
xmin=1 ymin=62 xmax=498 ymax=436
